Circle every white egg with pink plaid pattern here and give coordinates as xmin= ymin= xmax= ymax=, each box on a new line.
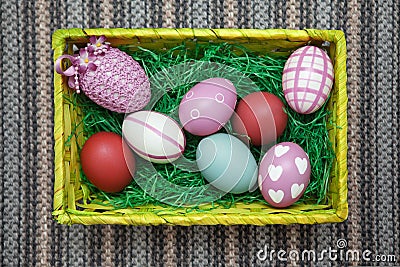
xmin=282 ymin=46 xmax=334 ymax=114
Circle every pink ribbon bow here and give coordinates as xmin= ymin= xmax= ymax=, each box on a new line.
xmin=55 ymin=35 xmax=109 ymax=93
xmin=55 ymin=55 xmax=81 ymax=93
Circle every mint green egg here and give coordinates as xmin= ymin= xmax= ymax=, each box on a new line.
xmin=196 ymin=133 xmax=258 ymax=194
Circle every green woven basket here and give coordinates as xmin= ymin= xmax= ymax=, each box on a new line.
xmin=53 ymin=28 xmax=348 ymax=225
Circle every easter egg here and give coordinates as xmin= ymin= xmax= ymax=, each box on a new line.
xmin=80 ymin=47 xmax=151 ymax=113
xmin=282 ymin=46 xmax=334 ymax=114
xmin=55 ymin=36 xmax=151 ymax=113
xmin=196 ymin=133 xmax=258 ymax=194
xmin=231 ymin=92 xmax=287 ymax=146
xmin=122 ymin=111 xmax=186 ymax=163
xmin=258 ymin=142 xmax=311 ymax=208
xmin=179 ymin=78 xmax=237 ymax=136
xmin=80 ymin=132 xmax=136 ymax=193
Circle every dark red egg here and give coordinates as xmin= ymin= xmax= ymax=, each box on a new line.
xmin=231 ymin=92 xmax=287 ymax=146
xmin=80 ymin=132 xmax=136 ymax=193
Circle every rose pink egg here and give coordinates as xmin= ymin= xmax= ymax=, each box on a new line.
xmin=258 ymin=142 xmax=311 ymax=208
xmin=179 ymin=78 xmax=237 ymax=136
xmin=282 ymin=46 xmax=334 ymax=114
xmin=80 ymin=47 xmax=151 ymax=113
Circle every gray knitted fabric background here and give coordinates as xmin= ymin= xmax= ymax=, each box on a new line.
xmin=0 ymin=0 xmax=399 ymax=266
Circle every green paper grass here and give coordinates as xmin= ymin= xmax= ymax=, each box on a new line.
xmin=69 ymin=42 xmax=335 ymax=210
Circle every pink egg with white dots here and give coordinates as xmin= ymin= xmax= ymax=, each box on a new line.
xmin=179 ymin=78 xmax=237 ymax=136
xmin=282 ymin=46 xmax=334 ymax=114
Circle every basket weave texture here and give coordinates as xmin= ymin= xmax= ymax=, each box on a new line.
xmin=53 ymin=28 xmax=348 ymax=225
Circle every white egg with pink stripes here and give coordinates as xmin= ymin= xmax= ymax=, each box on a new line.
xmin=122 ymin=111 xmax=186 ymax=163
xmin=282 ymin=46 xmax=334 ymax=114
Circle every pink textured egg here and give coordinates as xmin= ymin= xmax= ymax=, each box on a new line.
xmin=282 ymin=46 xmax=334 ymax=114
xmin=179 ymin=78 xmax=237 ymax=136
xmin=80 ymin=47 xmax=151 ymax=113
xmin=258 ymin=142 xmax=311 ymax=208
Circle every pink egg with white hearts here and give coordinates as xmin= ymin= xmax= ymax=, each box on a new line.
xmin=179 ymin=78 xmax=237 ymax=136
xmin=258 ymin=142 xmax=311 ymax=208
xmin=122 ymin=111 xmax=185 ymax=164
xmin=282 ymin=46 xmax=334 ymax=114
